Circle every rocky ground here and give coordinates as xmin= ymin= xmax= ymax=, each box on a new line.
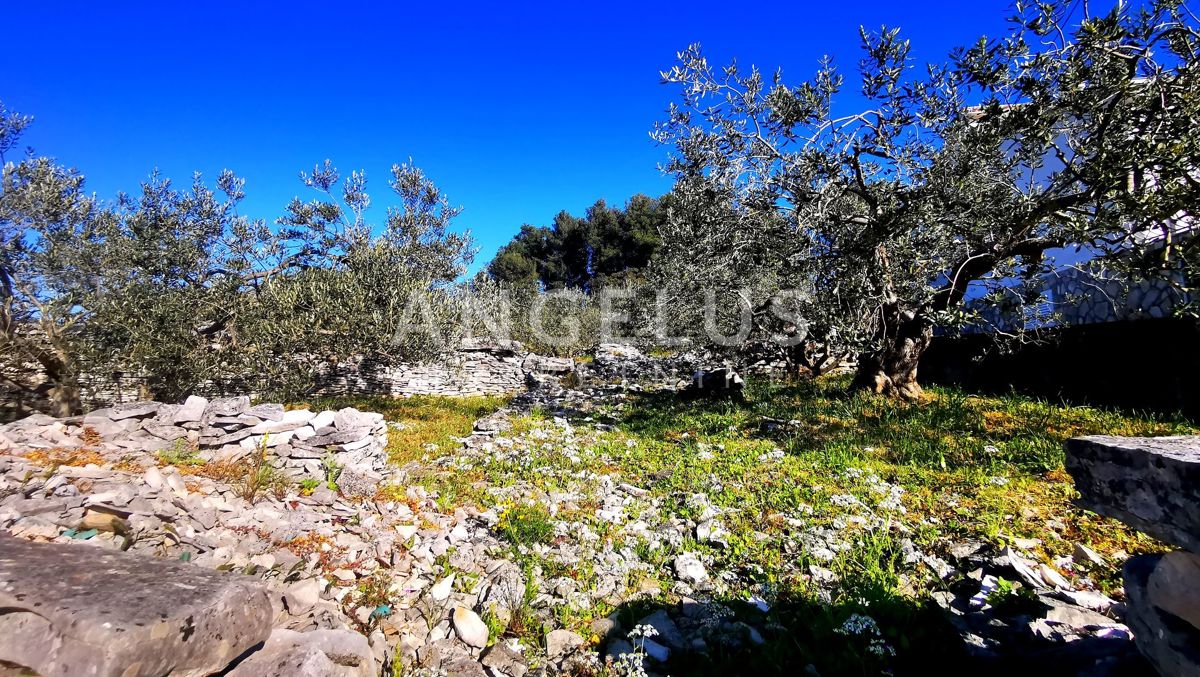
xmin=0 ymin=346 xmax=1187 ymax=675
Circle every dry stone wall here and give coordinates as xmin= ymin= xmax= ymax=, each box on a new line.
xmin=1 ymin=340 xmax=573 ymax=422
xmin=0 ymin=395 xmax=392 ymax=487
xmin=311 ymin=340 xmax=534 ymax=398
xmin=1045 ymin=265 xmax=1189 ymax=325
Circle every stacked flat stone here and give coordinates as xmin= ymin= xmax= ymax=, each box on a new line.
xmin=311 ymin=339 xmax=556 ymax=398
xmin=0 ymin=396 xmax=390 ymax=484
xmin=1066 ymin=435 xmax=1200 ymax=676
xmin=1047 ymin=266 xmax=1187 ymax=325
xmin=587 ymin=343 xmax=704 ymax=389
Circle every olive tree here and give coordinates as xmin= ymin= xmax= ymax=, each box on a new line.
xmin=0 ymin=103 xmax=109 ymax=415
xmin=1 ymin=102 xmax=474 ymax=412
xmin=654 ymin=0 xmax=1200 ymax=399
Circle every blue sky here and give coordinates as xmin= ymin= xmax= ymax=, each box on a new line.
xmin=5 ymin=1 xmax=1013 ymax=273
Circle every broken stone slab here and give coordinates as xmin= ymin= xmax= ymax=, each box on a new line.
xmin=308 ymin=428 xmax=372 ymax=447
xmin=0 ymin=533 xmax=272 ymax=677
xmin=481 ymin=642 xmax=528 ymax=677
xmin=522 ymin=354 xmax=575 ymax=374
xmin=173 ymin=395 xmax=209 ymax=424
xmin=1145 ymin=550 xmax=1200 ymax=632
xmin=227 ymin=628 xmax=375 ymax=677
xmin=205 ymin=396 xmax=251 ymax=418
xmin=1065 ymin=435 xmax=1200 ymax=552
xmin=1124 ymin=552 xmax=1200 ymax=677
xmin=246 ymin=403 xmax=286 ymax=421
xmin=333 ymin=408 xmax=383 ymax=432
xmin=310 ymin=410 xmax=337 ymax=430
xmin=249 ymin=416 xmax=313 ymax=435
xmin=545 ymin=628 xmax=585 ymax=659
xmin=107 ymin=401 xmax=162 ymax=420
xmin=143 ymin=423 xmax=190 ymax=441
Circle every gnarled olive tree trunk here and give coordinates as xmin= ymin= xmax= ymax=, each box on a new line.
xmin=33 ymin=342 xmax=83 ymax=417
xmin=850 ymin=304 xmax=933 ymax=402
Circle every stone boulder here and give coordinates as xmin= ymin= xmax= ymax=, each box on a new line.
xmin=227 ymin=628 xmax=376 ymax=677
xmin=0 ymin=534 xmax=273 ymax=676
xmin=1124 ymin=552 xmax=1200 ymax=677
xmin=1065 ymin=435 xmax=1200 ymax=552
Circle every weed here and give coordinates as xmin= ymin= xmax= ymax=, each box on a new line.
xmin=985 ymin=577 xmax=1040 ymax=614
xmin=79 ymin=425 xmax=103 ymax=446
xmin=497 ymin=503 xmax=555 ymax=546
xmin=299 ymin=477 xmax=321 ymax=495
xmin=231 ymin=435 xmax=290 ymax=503
xmin=157 ymin=438 xmax=203 ymax=466
xmin=24 ymin=447 xmax=107 ymax=472
xmin=322 ymin=452 xmax=343 ymax=490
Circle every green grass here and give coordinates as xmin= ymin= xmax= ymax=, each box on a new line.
xmin=301 ymin=380 xmax=1197 ymax=674
xmin=613 ymin=375 xmax=1193 ymax=582
xmin=294 ymin=394 xmax=509 ymax=465
xmin=496 ymin=502 xmax=555 ymax=546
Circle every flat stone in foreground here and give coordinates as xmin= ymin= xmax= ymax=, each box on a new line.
xmin=1124 ymin=552 xmax=1200 ymax=677
xmin=1064 ymin=435 xmax=1200 ymax=552
xmin=0 ymin=534 xmax=273 ymax=677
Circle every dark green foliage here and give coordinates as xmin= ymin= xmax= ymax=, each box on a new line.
xmin=487 ymin=194 xmax=670 ymax=291
xmin=1 ymin=104 xmax=473 ymax=412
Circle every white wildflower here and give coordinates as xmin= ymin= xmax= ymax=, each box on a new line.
xmin=837 ymin=613 xmax=881 ymax=636
xmin=627 ymin=623 xmax=659 ymax=639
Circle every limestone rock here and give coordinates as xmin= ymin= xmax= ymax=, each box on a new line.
xmin=638 ymin=609 xmax=685 ymax=649
xmin=108 ymin=401 xmax=162 ymax=420
xmin=431 ymin=573 xmax=456 ymax=601
xmin=481 ymin=641 xmax=528 ymax=677
xmin=227 ymin=628 xmax=375 ymax=677
xmin=205 ymin=396 xmax=250 ymax=418
xmin=246 ymin=403 xmax=286 ymax=421
xmin=285 ymin=578 xmax=323 ymax=614
xmin=173 ymin=395 xmax=209 ymax=424
xmin=1124 ymin=553 xmax=1200 ymax=677
xmin=0 ymin=534 xmax=272 ymax=677
xmin=674 ymin=551 xmax=708 ymax=585
xmin=453 ymin=606 xmax=489 ymax=648
xmin=1065 ymin=435 xmax=1200 ymax=552
xmin=1146 ymin=550 xmax=1200 ymax=631
xmin=545 ymin=628 xmax=584 ymax=658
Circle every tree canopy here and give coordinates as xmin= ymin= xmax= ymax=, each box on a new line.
xmin=653 ymin=0 xmax=1200 ymax=398
xmin=0 ymin=105 xmax=473 ymax=414
xmin=487 ymin=194 xmax=669 ymax=291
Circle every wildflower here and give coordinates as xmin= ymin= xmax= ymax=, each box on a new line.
xmin=627 ymin=623 xmax=659 ymax=639
xmin=837 ymin=613 xmax=880 ymax=636
xmin=836 ymin=613 xmax=896 ymax=658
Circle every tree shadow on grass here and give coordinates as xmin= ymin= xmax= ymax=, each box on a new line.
xmin=596 ymin=589 xmax=1148 ymax=676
